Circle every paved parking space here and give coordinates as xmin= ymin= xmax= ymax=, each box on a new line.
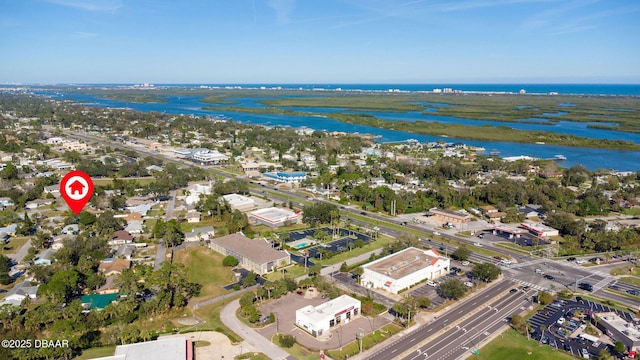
xmin=256 ymin=291 xmax=392 ymax=351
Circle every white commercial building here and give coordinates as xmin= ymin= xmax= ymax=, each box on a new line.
xmin=361 ymin=247 xmax=450 ymax=294
xmin=221 ymin=193 xmax=256 ymax=212
xmin=249 ymin=207 xmax=298 ymax=228
xmin=295 ymin=295 xmax=361 ymax=338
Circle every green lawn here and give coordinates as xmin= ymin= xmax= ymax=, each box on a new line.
xmin=477 ymin=328 xmax=574 ymax=360
xmin=173 ymin=247 xmax=234 ymax=301
xmin=610 ymin=265 xmax=640 ymax=277
xmin=74 ymin=345 xmax=117 ymax=359
xmin=92 ymin=177 xmax=156 ymax=187
xmin=619 ymin=276 xmax=640 ymax=287
xmin=2 ymin=236 xmax=30 ymax=255
xmin=326 ymin=323 xmax=403 ymax=360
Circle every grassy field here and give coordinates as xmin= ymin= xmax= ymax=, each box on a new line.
xmin=2 ymin=236 xmax=30 ymax=255
xmin=92 ymin=177 xmax=156 ymax=187
xmin=173 ymin=246 xmax=234 ymax=301
xmin=610 ymin=265 xmax=640 ymax=277
xmin=477 ymin=328 xmax=574 ymax=360
xmin=235 ymin=352 xmax=270 ymax=360
xmin=326 ymin=323 xmax=403 ymax=360
xmin=74 ymin=345 xmax=117 ymax=359
xmin=619 ymin=276 xmax=640 ymax=287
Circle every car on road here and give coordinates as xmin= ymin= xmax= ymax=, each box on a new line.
xmin=360 ymin=212 xmax=366 ymax=215
xmin=433 ymin=231 xmax=441 ymax=236
xmin=579 ymin=283 xmax=593 ymax=292
xmin=609 ymin=285 xmax=620 ymax=290
xmin=567 ymin=257 xmax=576 ymax=261
xmin=535 ymin=268 xmax=544 ymax=274
xmin=473 ymin=242 xmax=483 ymax=247
xmin=510 ymin=288 xmax=518 ymax=293
xmin=626 ymin=289 xmax=640 ymax=296
xmin=543 ymin=274 xmax=555 ymax=280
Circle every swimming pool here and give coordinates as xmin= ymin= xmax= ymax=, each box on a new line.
xmin=293 ymin=242 xmax=308 ymax=249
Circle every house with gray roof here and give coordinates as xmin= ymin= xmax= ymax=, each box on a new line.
xmin=1 ymin=281 xmax=39 ymax=307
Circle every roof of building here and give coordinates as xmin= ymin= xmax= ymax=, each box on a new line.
xmin=4 ymin=281 xmax=39 ymax=299
xmin=112 ymin=230 xmax=133 ymax=241
xmin=297 ymin=295 xmax=361 ymax=323
xmin=210 ymin=233 xmax=289 ymax=265
xmin=597 ymin=312 xmax=640 ymax=342
xmin=98 ymin=259 xmax=131 ymax=275
xmin=81 ymin=293 xmax=118 ymax=310
xmin=363 ymin=247 xmax=446 ymax=280
xmin=250 ymin=207 xmax=297 ymax=224
xmin=185 ymin=226 xmax=214 ymax=237
xmin=113 ymin=337 xmax=190 ymax=360
xmin=429 ymin=208 xmax=472 ymax=220
xmin=221 ymin=193 xmax=255 ymax=208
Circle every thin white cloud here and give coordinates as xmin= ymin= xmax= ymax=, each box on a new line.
xmin=44 ymin=0 xmax=122 ymax=12
xmin=267 ymin=0 xmax=296 ymax=24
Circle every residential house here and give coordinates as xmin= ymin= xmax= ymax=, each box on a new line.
xmin=1 ymin=281 xmax=39 ymax=307
xmin=25 ymin=198 xmax=55 ymax=209
xmin=98 ymin=259 xmax=132 ymax=277
xmin=184 ymin=226 xmax=215 ymax=242
xmin=185 ymin=211 xmax=201 ymax=223
xmin=108 ymin=230 xmax=134 ymax=246
xmin=61 ymin=224 xmax=79 ymax=235
xmin=0 ymin=197 xmax=15 ymax=209
xmin=34 ymin=248 xmax=57 ymax=266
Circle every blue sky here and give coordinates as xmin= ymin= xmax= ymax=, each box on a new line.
xmin=1 ymin=0 xmax=639 ymax=84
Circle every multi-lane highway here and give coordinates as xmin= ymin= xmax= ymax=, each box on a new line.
xmin=367 ymin=280 xmax=528 ymax=360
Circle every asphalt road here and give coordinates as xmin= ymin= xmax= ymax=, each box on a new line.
xmin=366 ymin=280 xmax=518 ymax=360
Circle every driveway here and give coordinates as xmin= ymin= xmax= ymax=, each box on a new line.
xmin=220 ymin=299 xmax=294 ymax=360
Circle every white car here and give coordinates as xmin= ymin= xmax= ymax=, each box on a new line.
xmin=557 ymin=317 xmax=565 ymax=325
xmin=461 ymin=261 xmax=470 ymax=266
xmin=433 ymin=231 xmax=441 ymax=236
xmin=473 ymin=242 xmax=483 ymax=247
xmin=426 ymin=280 xmax=437 ymax=287
xmin=464 ymin=281 xmax=473 ymax=288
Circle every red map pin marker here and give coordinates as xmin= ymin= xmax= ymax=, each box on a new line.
xmin=60 ymin=170 xmax=94 ymax=215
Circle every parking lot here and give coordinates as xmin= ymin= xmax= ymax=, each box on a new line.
xmin=256 ymin=289 xmax=392 ymax=350
xmin=528 ymin=297 xmax=637 ymax=358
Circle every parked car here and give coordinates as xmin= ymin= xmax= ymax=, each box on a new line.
xmin=477 ymin=233 xmax=484 ymax=238
xmin=461 ymin=261 xmax=470 ymax=266
xmin=535 ymin=268 xmax=544 ymax=274
xmin=426 ymin=280 xmax=437 ymax=287
xmin=557 ymin=317 xmax=565 ymax=325
xmin=464 ymin=281 xmax=473 ymax=288
xmin=567 ymin=257 xmax=576 ymax=261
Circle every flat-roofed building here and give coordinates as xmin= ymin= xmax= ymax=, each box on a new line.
xmin=519 ymin=222 xmax=559 ymax=238
xmin=208 ymin=232 xmax=290 ymax=274
xmin=221 ymin=193 xmax=257 ymax=212
xmin=191 ymin=151 xmax=228 ymax=165
xmin=263 ymin=171 xmax=307 ymax=183
xmin=249 ymin=207 xmax=298 ymax=228
xmin=94 ymin=336 xmax=194 ymax=360
xmin=428 ymin=208 xmax=472 ymax=226
xmin=595 ymin=312 xmax=640 ymax=352
xmin=295 ymin=295 xmax=361 ymax=338
xmin=361 ymin=247 xmax=450 ymax=294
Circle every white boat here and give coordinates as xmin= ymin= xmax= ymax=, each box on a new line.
xmin=554 ymin=154 xmax=567 ymax=161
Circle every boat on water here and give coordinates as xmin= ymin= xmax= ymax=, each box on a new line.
xmin=489 ymin=149 xmax=500 ymax=157
xmin=554 ymin=154 xmax=567 ymax=161
xmin=468 ymin=146 xmax=486 ymax=152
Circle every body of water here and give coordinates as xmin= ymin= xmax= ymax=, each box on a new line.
xmin=36 ymin=87 xmax=640 ymax=171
